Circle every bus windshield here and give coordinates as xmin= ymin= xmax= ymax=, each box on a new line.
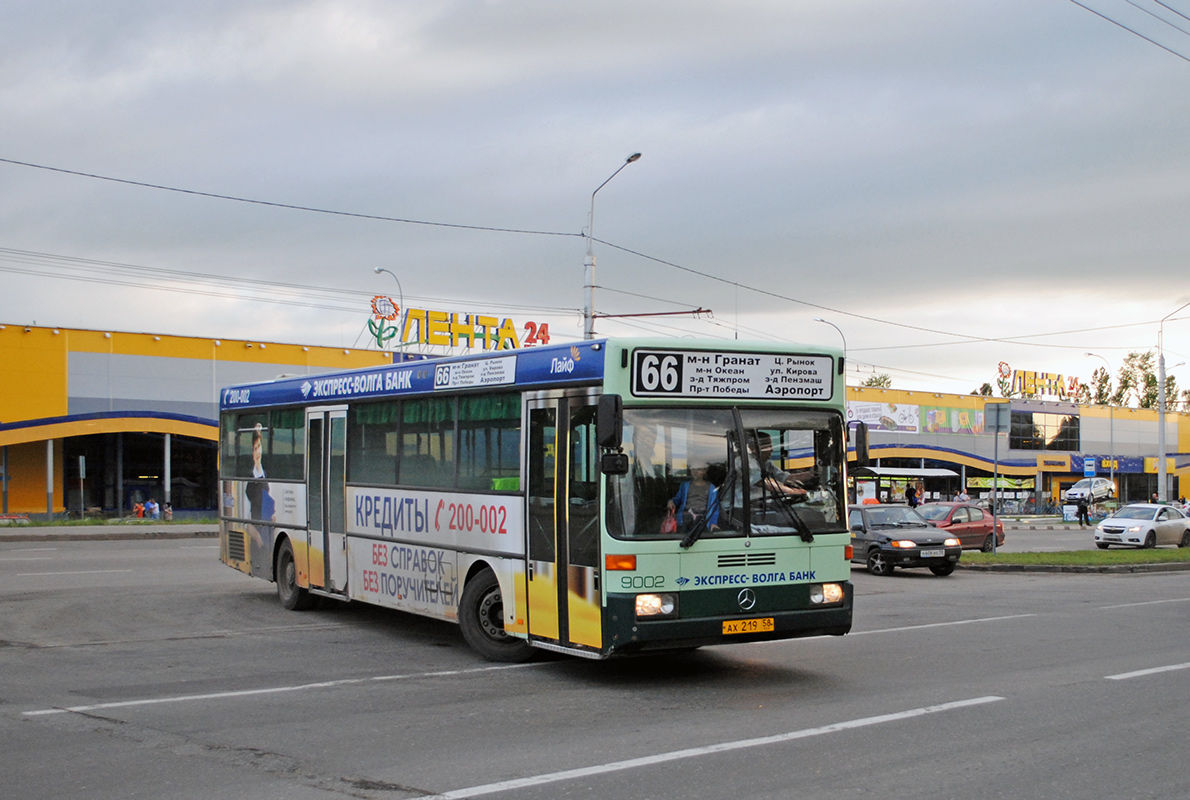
xmin=606 ymin=407 xmax=847 ymax=541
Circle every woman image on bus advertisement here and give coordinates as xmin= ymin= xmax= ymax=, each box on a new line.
xmin=244 ymin=423 xmax=276 ymax=575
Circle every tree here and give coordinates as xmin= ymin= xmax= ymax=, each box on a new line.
xmin=1108 ymin=350 xmax=1179 ymax=410
xmin=971 ymin=382 xmax=993 ymax=396
xmin=1090 ymin=366 xmax=1113 ymax=405
xmin=862 ymin=373 xmax=892 ymax=388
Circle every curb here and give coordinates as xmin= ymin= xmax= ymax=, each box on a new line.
xmin=958 ymin=561 xmax=1190 ymax=574
xmin=0 ymin=530 xmax=218 ymax=543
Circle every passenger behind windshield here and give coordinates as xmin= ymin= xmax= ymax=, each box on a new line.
xmin=667 ymin=461 xmax=721 ymax=534
xmin=605 ymin=408 xmax=846 ymax=540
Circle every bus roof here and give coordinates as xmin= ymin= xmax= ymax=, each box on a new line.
xmin=219 ymin=336 xmax=843 ymax=412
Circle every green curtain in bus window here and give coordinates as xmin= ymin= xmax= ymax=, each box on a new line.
xmin=458 ymin=392 xmax=521 ymax=491
xmin=267 ymin=408 xmax=306 ymax=481
xmin=402 ymin=397 xmax=456 ymax=488
xmin=348 ymin=401 xmax=401 ymax=486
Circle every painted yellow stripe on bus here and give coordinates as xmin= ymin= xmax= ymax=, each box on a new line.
xmin=526 ymin=563 xmax=560 ymax=641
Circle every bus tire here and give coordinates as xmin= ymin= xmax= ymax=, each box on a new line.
xmin=459 ymin=568 xmax=533 ymax=663
xmin=276 ymin=538 xmax=315 ymax=611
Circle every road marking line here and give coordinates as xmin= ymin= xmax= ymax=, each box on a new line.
xmin=0 ymin=557 xmax=53 ymax=562
xmin=1106 ymin=662 xmax=1190 ymax=680
xmin=22 ymin=663 xmax=540 ymax=716
xmin=428 ymin=696 xmax=1007 ymax=799
xmin=16 ymin=569 xmax=134 ymax=577
xmin=1099 ymin=597 xmax=1190 ymax=609
xmin=848 ymin=613 xmax=1036 ymax=635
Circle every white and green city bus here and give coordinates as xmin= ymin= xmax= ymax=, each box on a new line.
xmin=218 ymin=337 xmax=864 ymax=661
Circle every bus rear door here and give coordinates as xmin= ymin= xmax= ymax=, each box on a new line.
xmin=306 ymin=407 xmax=348 ymax=594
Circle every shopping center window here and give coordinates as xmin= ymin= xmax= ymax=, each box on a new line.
xmin=1009 ymin=411 xmax=1079 ymax=451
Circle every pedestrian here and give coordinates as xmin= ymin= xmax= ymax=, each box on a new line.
xmin=957 ymin=489 xmax=970 ymax=502
xmin=1151 ymin=492 xmax=1159 ymax=504
xmin=1076 ymin=496 xmax=1090 ymax=529
xmin=905 ymin=484 xmax=918 ymax=508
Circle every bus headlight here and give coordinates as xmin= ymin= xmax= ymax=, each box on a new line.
xmin=809 ymin=583 xmax=845 ymax=605
xmin=636 ymin=593 xmax=678 ymax=619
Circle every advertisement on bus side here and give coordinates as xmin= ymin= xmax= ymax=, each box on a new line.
xmin=345 ymin=486 xmax=526 ymax=556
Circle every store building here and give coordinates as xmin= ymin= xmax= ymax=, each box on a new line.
xmin=848 ymin=385 xmax=1190 ymax=509
xmin=3 ymin=323 xmax=1187 ymax=518
xmin=0 ymin=324 xmax=395 ymax=518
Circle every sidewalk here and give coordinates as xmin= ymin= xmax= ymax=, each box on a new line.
xmin=0 ymin=522 xmax=218 ymax=542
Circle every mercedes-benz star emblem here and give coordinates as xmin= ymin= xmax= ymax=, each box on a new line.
xmin=737 ymin=588 xmax=757 ymax=611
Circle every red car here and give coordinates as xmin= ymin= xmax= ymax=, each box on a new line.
xmin=916 ymin=502 xmax=1006 ymax=552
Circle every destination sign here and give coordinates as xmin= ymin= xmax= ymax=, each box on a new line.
xmin=630 ymin=349 xmax=834 ymax=400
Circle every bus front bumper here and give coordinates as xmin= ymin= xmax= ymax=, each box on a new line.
xmin=604 ymin=581 xmax=853 ymax=655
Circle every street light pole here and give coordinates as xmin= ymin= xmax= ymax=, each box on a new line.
xmin=813 ymin=317 xmax=847 ymax=358
xmin=1085 ymin=352 xmax=1114 ymax=492
xmin=373 ymin=267 xmax=405 ymax=312
xmin=584 ymin=153 xmax=641 ymax=340
xmin=1157 ymin=300 xmax=1190 ymax=502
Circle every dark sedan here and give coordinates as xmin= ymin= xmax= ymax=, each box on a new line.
xmin=917 ymin=502 xmax=1005 ymax=552
xmin=848 ymin=504 xmax=962 ymax=576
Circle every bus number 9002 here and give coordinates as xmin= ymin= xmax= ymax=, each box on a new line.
xmin=632 ymin=352 xmax=683 ymax=395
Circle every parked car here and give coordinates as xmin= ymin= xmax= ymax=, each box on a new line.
xmin=916 ymin=502 xmax=1006 ymax=551
xmin=1064 ymin=477 xmax=1114 ymax=503
xmin=1093 ymin=503 xmax=1190 ymax=549
xmin=848 ymin=504 xmax=962 ymax=576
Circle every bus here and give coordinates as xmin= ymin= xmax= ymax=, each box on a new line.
xmin=218 ymin=337 xmax=865 ymax=661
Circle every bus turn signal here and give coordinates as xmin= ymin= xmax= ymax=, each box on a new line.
xmin=605 ymin=554 xmax=637 ymax=571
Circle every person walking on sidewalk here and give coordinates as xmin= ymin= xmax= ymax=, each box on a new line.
xmin=1076 ymin=496 xmax=1090 ymax=529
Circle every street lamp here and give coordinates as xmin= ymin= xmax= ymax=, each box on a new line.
xmin=1085 ymin=352 xmax=1114 ymax=492
xmin=584 ymin=153 xmax=641 ymax=340
xmin=373 ymin=267 xmax=405 ymax=312
xmin=1157 ymin=300 xmax=1190 ymax=502
xmin=373 ymin=267 xmax=409 ymax=353
xmin=813 ymin=318 xmax=847 ymax=359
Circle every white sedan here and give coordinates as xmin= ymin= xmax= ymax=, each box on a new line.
xmin=1065 ymin=477 xmax=1115 ymax=502
xmin=1094 ymin=504 xmax=1190 ymax=549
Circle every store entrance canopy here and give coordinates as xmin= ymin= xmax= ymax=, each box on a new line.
xmin=851 ymin=467 xmax=958 ymax=479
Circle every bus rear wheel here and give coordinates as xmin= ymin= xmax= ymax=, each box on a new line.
xmin=276 ymin=538 xmax=315 ymax=611
xmin=459 ymin=568 xmax=533 ymax=663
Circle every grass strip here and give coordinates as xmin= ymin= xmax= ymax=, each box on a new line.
xmin=963 ymin=549 xmax=1190 ymax=567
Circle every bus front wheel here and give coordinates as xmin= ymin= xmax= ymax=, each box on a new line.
xmin=276 ymin=538 xmax=315 ymax=611
xmin=459 ymin=569 xmax=533 ymax=663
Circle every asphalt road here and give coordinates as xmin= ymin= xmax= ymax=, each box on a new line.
xmin=2 ymin=539 xmax=1187 ymax=800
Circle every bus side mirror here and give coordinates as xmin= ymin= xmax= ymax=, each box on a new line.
xmin=597 ymin=394 xmax=623 ymax=449
xmin=853 ymin=421 xmax=870 ymax=467
xmin=601 ymin=452 xmax=629 ymax=475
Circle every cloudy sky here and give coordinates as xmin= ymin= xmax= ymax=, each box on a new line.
xmin=4 ymin=0 xmax=1190 ymax=395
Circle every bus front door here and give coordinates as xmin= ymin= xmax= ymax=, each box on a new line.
xmin=526 ymin=396 xmax=602 ymax=652
xmin=306 ymin=408 xmax=348 ymax=594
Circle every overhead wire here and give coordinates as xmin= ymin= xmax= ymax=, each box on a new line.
xmin=1068 ymin=0 xmax=1190 ymax=64
xmin=0 ymin=156 xmax=1178 ymax=356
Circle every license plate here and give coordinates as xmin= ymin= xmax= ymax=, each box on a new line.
xmin=723 ymin=618 xmax=775 ymax=635
xmin=920 ymin=549 xmax=945 ymax=558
